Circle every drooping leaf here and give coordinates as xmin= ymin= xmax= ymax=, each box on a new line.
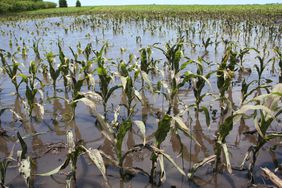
xmin=188 ymin=155 xmax=216 ymax=179
xmin=158 ymin=154 xmax=166 ymax=183
xmin=17 ymin=132 xmax=27 ymax=160
xmin=133 ymin=120 xmax=146 ymax=145
xmin=172 ymin=116 xmax=200 ymax=146
xmin=199 ymin=106 xmax=210 ymax=128
xmin=84 ymin=147 xmax=109 ymax=185
xmin=37 ymin=157 xmax=70 ymax=176
xmin=151 ymin=146 xmax=186 ymax=176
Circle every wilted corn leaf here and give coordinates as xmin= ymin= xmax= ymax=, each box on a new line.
xmin=74 ymin=98 xmax=96 ymax=111
xmin=120 ymin=76 xmax=127 ymax=90
xmin=188 ymin=155 xmax=216 ymax=179
xmin=16 ymin=132 xmax=30 ymax=186
xmin=133 ymin=120 xmax=146 ymax=145
xmin=93 ymin=111 xmax=115 ymax=143
xmin=222 ymin=143 xmax=232 ymax=174
xmin=141 ymin=71 xmax=153 ymax=92
xmin=37 ymin=157 xmax=70 ymax=176
xmin=18 ymin=157 xmax=31 ymax=186
xmin=83 ymin=147 xmax=109 ymax=185
xmin=233 ymin=104 xmax=273 ymax=123
xmin=134 ymin=90 xmax=142 ymax=102
xmin=34 ymin=103 xmax=44 ymax=120
xmin=67 ymin=131 xmax=75 ymax=154
xmin=81 ymin=92 xmax=103 ymax=103
xmin=172 ymin=116 xmax=200 ymax=146
xmin=0 ymin=108 xmax=22 ymax=122
xmin=151 ymin=146 xmax=186 ymax=176
xmin=158 ymin=154 xmax=166 ymax=183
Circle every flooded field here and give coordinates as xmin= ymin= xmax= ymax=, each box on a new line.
xmin=0 ymin=12 xmax=282 ymax=188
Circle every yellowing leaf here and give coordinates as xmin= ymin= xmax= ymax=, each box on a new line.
xmin=133 ymin=120 xmax=146 ymax=145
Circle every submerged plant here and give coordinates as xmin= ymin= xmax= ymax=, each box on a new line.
xmin=240 ymin=84 xmax=282 ymax=183
xmin=0 ymin=52 xmax=22 ymax=94
xmin=38 ymin=131 xmax=109 ymax=187
xmin=46 ymin=52 xmax=60 ymax=92
xmin=19 ymin=61 xmax=44 ymax=118
xmin=94 ymin=45 xmax=121 ymax=116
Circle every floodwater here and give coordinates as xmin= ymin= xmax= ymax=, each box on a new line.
xmin=0 ymin=14 xmax=281 ymax=187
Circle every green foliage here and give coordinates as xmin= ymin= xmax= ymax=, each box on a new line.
xmin=0 ymin=0 xmax=56 ymax=13
xmin=59 ymin=0 xmax=67 ymax=8
xmin=75 ymin=0 xmax=81 ymax=7
xmin=155 ymin=115 xmax=172 ymax=148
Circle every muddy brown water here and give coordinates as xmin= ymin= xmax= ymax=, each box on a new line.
xmin=0 ymin=15 xmax=281 ymax=187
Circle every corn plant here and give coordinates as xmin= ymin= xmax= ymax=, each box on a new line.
xmin=17 ymin=132 xmax=32 ymax=187
xmin=240 ymin=84 xmax=282 ymax=183
xmin=202 ymin=37 xmax=213 ymax=51
xmin=58 ymin=42 xmax=70 ymax=91
xmin=192 ymin=59 xmax=214 ymax=118
xmin=94 ymin=45 xmax=121 ymax=116
xmin=46 ymin=52 xmax=60 ymax=92
xmin=0 ymin=52 xmax=22 ymax=94
xmin=19 ymin=61 xmax=43 ymax=117
xmin=38 ymin=131 xmax=109 ymax=187
xmin=118 ymin=61 xmax=142 ymax=117
xmin=0 ymin=159 xmax=11 ymax=188
xmin=254 ymin=53 xmax=273 ymax=86
xmin=32 ymin=40 xmax=40 ymax=60
xmin=274 ymin=47 xmax=282 ymax=80
xmin=154 ymin=37 xmax=184 ymax=75
xmin=216 ymin=45 xmax=236 ymax=109
xmin=210 ymin=85 xmax=282 ymax=176
xmin=79 ymin=43 xmax=95 ymax=89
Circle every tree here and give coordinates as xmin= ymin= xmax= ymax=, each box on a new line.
xmin=59 ymin=0 xmax=67 ymax=8
xmin=76 ymin=0 xmax=81 ymax=7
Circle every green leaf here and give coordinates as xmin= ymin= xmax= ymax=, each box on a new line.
xmin=17 ymin=132 xmax=27 ymax=160
xmin=199 ymin=106 xmax=210 ymax=128
xmin=180 ymin=59 xmax=194 ymax=70
xmin=117 ymin=120 xmax=132 ymax=160
xmin=155 ymin=115 xmax=172 ymax=147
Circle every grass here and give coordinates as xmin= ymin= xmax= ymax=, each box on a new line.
xmin=1 ymin=4 xmax=282 ymax=22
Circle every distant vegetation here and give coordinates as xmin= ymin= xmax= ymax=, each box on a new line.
xmin=76 ymin=0 xmax=81 ymax=7
xmin=59 ymin=0 xmax=67 ymax=8
xmin=0 ymin=0 xmax=56 ymax=13
xmin=7 ymin=4 xmax=281 ymax=24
